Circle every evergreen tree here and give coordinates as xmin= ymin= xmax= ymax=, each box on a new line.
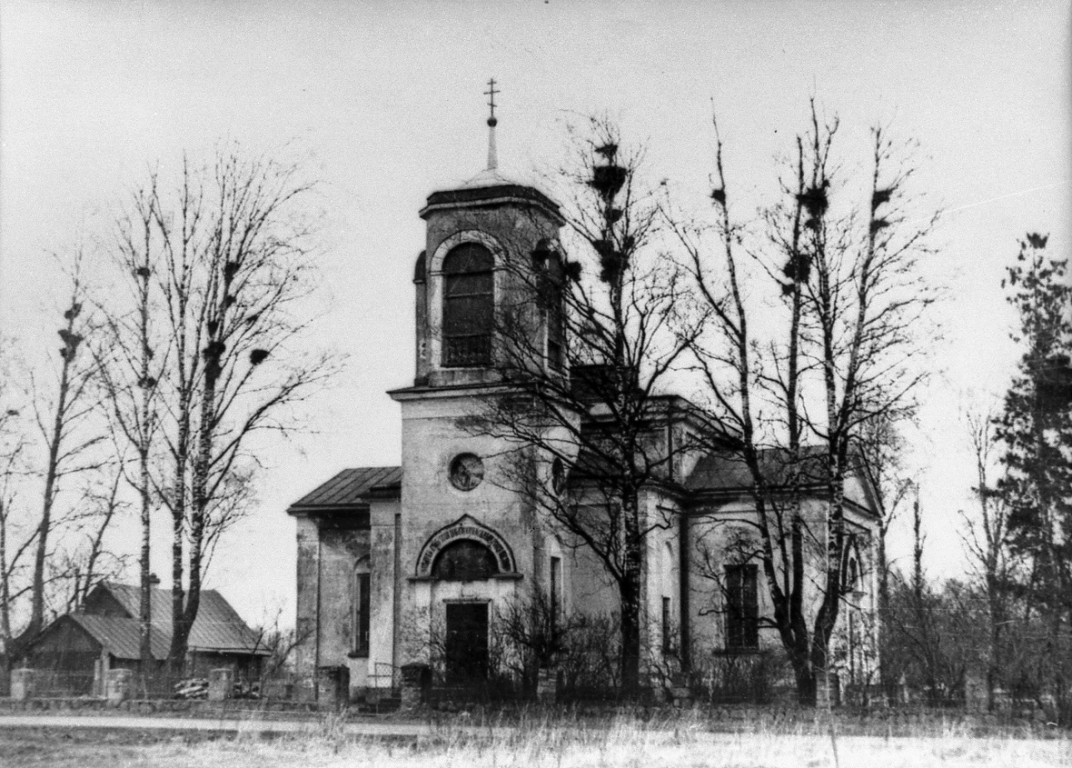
xmin=994 ymin=232 xmax=1072 ymax=723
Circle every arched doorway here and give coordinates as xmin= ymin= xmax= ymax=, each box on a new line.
xmin=432 ymin=540 xmax=498 ymax=684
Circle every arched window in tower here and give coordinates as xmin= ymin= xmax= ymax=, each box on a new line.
xmin=442 ymin=243 xmax=494 ymax=367
xmin=432 ymin=539 xmax=499 ymax=581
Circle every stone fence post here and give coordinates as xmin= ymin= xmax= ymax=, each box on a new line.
xmin=316 ymin=665 xmax=350 ymax=710
xmin=106 ymin=668 xmax=133 ymax=704
xmin=10 ymin=669 xmax=36 ymax=701
xmin=208 ymin=668 xmax=234 ymax=701
xmin=399 ymin=663 xmax=430 ymax=711
xmin=536 ymin=667 xmax=558 ymax=705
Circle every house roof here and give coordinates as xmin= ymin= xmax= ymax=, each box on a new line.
xmin=287 ymin=466 xmax=402 ymax=511
xmin=63 ymin=613 xmax=170 ymax=661
xmin=76 ymin=581 xmax=268 ymax=657
xmin=101 ymin=582 xmax=266 ymax=653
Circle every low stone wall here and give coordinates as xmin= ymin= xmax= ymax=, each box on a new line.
xmin=0 ymin=696 xmax=323 ymax=718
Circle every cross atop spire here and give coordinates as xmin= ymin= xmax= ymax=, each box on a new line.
xmin=484 ymin=77 xmax=499 ymax=170
xmin=485 ymin=78 xmax=499 ymax=126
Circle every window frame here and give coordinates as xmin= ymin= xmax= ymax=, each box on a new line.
xmin=442 ymin=243 xmax=495 ymax=367
xmin=549 ymin=556 xmax=562 ymax=628
xmin=661 ymin=596 xmax=673 ymax=655
xmin=725 ymin=563 xmax=759 ymax=651
xmin=431 ymin=539 xmax=500 ymax=581
xmin=351 ymin=560 xmax=371 ymax=658
xmin=543 ymin=255 xmax=566 ymax=372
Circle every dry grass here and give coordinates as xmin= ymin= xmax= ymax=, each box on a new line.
xmin=2 ymin=713 xmax=1069 ymax=768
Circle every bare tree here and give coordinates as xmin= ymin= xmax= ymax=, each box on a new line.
xmin=959 ymin=404 xmax=1015 ymax=710
xmin=250 ymin=608 xmax=314 ymax=686
xmin=55 ymin=470 xmax=129 ymax=613
xmin=0 ymin=358 xmax=30 ymax=669
xmin=118 ymin=145 xmax=336 ymax=672
xmin=672 ymin=104 xmax=939 ymax=704
xmin=23 ymin=261 xmax=107 ymax=645
xmin=95 ymin=177 xmax=168 ymax=683
xmin=461 ymin=120 xmax=706 ymax=694
xmin=856 ymin=413 xmax=914 ymax=695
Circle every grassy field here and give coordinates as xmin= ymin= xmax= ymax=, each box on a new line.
xmin=2 ymin=714 xmax=1069 ymax=768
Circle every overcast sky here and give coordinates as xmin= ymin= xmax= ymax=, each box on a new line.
xmin=2 ymin=1 xmax=1070 ymax=625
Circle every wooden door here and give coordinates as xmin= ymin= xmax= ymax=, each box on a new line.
xmin=444 ymin=603 xmax=489 ymax=684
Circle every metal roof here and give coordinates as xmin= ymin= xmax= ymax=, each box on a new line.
xmin=74 ymin=582 xmax=269 ymax=657
xmin=63 ymin=614 xmax=170 ymax=661
xmin=685 ymin=446 xmax=830 ymax=491
xmin=420 ymin=181 xmax=564 ymax=224
xmin=288 ymin=466 xmax=402 ymax=511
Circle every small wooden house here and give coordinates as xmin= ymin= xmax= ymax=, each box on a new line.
xmin=23 ymin=581 xmax=269 ymax=696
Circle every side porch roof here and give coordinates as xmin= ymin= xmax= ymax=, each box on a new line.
xmin=287 ymin=465 xmax=402 ymax=515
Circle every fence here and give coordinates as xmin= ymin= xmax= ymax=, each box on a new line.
xmin=21 ymin=669 xmax=99 ymax=698
xmin=7 ymin=668 xmax=292 ymax=701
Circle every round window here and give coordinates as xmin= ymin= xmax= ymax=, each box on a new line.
xmin=449 ymin=453 xmax=485 ymax=491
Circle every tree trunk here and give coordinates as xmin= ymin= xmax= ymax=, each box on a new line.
xmin=138 ymin=448 xmax=152 ymax=691
xmin=985 ymin=572 xmax=1001 ymax=712
xmin=168 ymin=410 xmax=188 ymax=673
xmin=792 ymin=650 xmax=817 ymax=706
xmin=28 ymin=310 xmax=79 ymax=641
xmin=167 ymin=374 xmax=192 ymax=673
xmin=173 ymin=321 xmax=221 ymax=669
xmin=618 ymin=491 xmax=643 ymax=695
xmin=169 ymin=508 xmax=184 ymax=673
xmin=619 ymin=579 xmax=641 ymax=696
xmin=0 ymin=501 xmax=11 ymax=671
xmin=137 ymin=265 xmax=154 ymax=690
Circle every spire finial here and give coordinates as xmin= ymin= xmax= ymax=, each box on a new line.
xmin=484 ymin=77 xmax=499 ymax=170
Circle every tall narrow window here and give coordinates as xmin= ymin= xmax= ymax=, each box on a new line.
xmin=661 ymin=596 xmax=673 ymax=655
xmin=443 ymin=243 xmax=494 ymax=367
xmin=725 ymin=564 xmax=759 ymax=651
xmin=549 ymin=556 xmax=562 ymax=627
xmin=845 ymin=557 xmax=860 ymax=594
xmin=352 ymin=564 xmax=371 ymax=657
xmin=545 ymin=256 xmax=565 ymax=371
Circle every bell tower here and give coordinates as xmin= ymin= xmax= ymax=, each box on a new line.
xmin=390 ymin=84 xmax=575 ymax=678
xmin=411 ymin=80 xmax=566 ymax=389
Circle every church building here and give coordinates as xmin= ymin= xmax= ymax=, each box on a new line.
xmin=287 ymin=95 xmax=881 ymax=702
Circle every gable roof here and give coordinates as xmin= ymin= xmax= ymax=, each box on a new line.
xmin=61 ymin=613 xmax=170 ymax=661
xmin=79 ymin=581 xmax=268 ymax=657
xmin=287 ymin=466 xmax=402 ymax=512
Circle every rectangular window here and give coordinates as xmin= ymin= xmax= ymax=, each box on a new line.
xmin=353 ymin=572 xmax=370 ymax=657
xmin=725 ymin=564 xmax=759 ymax=650
xmin=661 ymin=596 xmax=673 ymax=655
xmin=444 ymin=270 xmax=493 ymax=367
xmin=547 ymin=293 xmax=564 ymax=371
xmin=549 ymin=556 xmax=562 ymax=628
